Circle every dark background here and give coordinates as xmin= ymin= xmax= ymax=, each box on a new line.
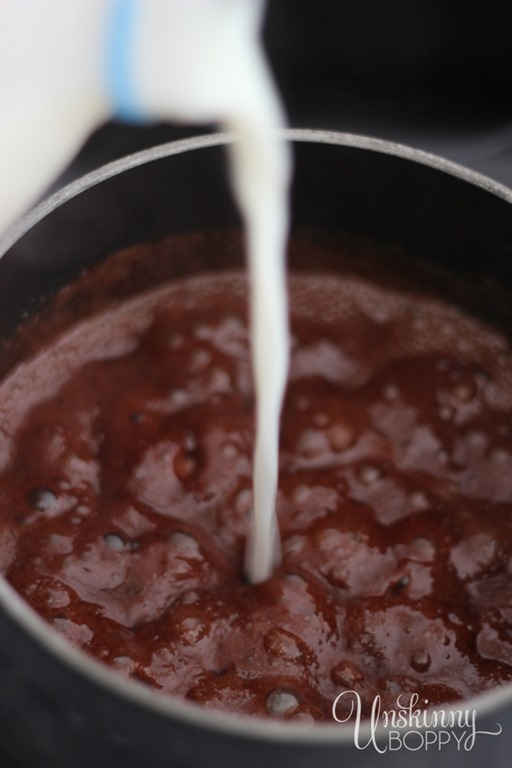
xmin=4 ymin=1 xmax=512 ymax=765
xmin=56 ymin=0 xmax=512 ymax=189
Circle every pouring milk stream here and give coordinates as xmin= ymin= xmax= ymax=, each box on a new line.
xmin=0 ymin=0 xmax=291 ymax=583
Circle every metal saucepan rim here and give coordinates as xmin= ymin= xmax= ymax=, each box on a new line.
xmin=0 ymin=129 xmax=510 ymax=744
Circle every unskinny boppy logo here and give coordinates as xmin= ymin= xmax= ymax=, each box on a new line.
xmin=332 ymin=691 xmax=502 ymax=753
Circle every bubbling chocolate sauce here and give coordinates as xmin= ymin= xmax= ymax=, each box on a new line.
xmin=1 ymin=235 xmax=512 ymax=722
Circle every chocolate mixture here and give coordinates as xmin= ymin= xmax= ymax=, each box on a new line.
xmin=1 ymin=237 xmax=512 ymax=722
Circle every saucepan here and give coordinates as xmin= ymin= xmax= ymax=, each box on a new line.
xmin=0 ymin=129 xmax=511 ymax=768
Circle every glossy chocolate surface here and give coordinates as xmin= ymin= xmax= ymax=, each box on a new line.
xmin=1 ymin=236 xmax=512 ymax=722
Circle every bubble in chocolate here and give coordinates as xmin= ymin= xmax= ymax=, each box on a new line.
xmin=313 ymin=412 xmax=329 ymax=427
xmin=293 ymin=396 xmax=309 ymax=411
xmin=170 ymin=531 xmax=198 ymax=551
xmin=410 ymin=649 xmax=431 ymax=672
xmin=179 ymin=590 xmax=201 ymax=605
xmin=235 ymin=488 xmax=252 ymax=515
xmin=266 ymin=689 xmax=299 ymax=716
xmin=189 ymin=348 xmax=212 ymax=373
xmin=103 ymin=533 xmax=126 ymax=551
xmin=407 ymin=537 xmax=435 ymax=562
xmin=391 ymin=574 xmax=410 ymax=593
xmin=293 ymin=485 xmax=310 ymax=504
xmin=329 ymin=422 xmax=355 ymax=452
xmin=177 ymin=616 xmax=206 ymax=645
xmin=222 ymin=442 xmax=238 ymax=459
xmin=27 ymin=487 xmax=58 ymax=513
xmin=293 ymin=713 xmax=315 ymax=724
xmin=283 ymin=572 xmax=306 ymax=585
xmin=468 ymin=430 xmax=486 ymax=449
xmin=454 ymin=382 xmax=475 ymax=402
xmin=47 ymin=534 xmax=73 ymax=554
xmin=208 ymin=367 xmax=231 ymax=393
xmin=439 ymin=406 xmax=452 ymax=422
xmin=331 ymin=660 xmax=363 ymax=687
xmin=112 ymin=655 xmax=136 ymax=673
xmin=490 ymin=447 xmax=510 ymax=464
xmin=384 ymin=383 xmax=399 ymax=400
xmin=173 ymin=447 xmax=198 ymax=481
xmin=169 ymin=388 xmax=188 ymax=408
xmin=409 ymin=491 xmax=428 ymax=510
xmin=358 ymin=464 xmax=382 ymax=485
xmin=296 ymin=429 xmax=326 ymax=458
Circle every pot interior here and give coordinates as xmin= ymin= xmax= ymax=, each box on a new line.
xmin=1 ymin=131 xmax=512 ymax=757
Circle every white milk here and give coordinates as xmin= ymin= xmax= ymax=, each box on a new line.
xmin=0 ymin=0 xmax=290 ymax=583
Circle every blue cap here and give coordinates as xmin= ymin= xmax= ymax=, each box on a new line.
xmin=105 ymin=0 xmax=149 ymax=122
